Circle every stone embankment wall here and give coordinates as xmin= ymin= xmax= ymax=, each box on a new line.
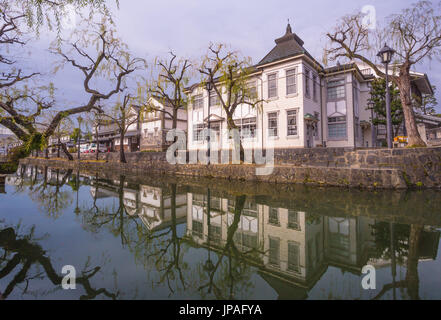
xmin=21 ymin=147 xmax=441 ymax=189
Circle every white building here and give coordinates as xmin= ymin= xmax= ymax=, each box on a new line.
xmin=140 ymin=96 xmax=187 ymax=151
xmin=185 ymin=23 xmax=433 ymax=152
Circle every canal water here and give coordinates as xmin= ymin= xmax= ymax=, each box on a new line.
xmin=1 ymin=164 xmax=441 ymax=300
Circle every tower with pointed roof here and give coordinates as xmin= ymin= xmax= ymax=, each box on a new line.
xmin=257 ymin=22 xmax=320 ymax=68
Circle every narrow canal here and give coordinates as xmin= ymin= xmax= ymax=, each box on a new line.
xmin=1 ymin=165 xmax=441 ymax=300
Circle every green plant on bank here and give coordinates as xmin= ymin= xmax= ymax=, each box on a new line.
xmin=24 ymin=133 xmax=47 ymax=154
xmin=0 ymin=162 xmax=18 ymax=174
xmin=402 ymin=171 xmax=412 ymax=187
xmin=368 ymin=78 xmax=404 ymax=137
xmin=406 ymin=144 xmax=426 ymax=149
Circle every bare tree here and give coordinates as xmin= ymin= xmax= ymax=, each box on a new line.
xmin=0 ymin=5 xmax=144 ymax=163
xmin=142 ymin=51 xmax=192 ymax=134
xmin=326 ymin=1 xmax=441 ymax=147
xmin=101 ymin=95 xmax=139 ymax=163
xmin=199 ymin=44 xmax=264 ymax=160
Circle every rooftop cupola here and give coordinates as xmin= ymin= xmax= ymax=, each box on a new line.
xmin=258 ymin=21 xmax=309 ymax=66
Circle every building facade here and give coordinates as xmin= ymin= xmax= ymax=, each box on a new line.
xmin=185 ymin=24 xmax=433 ymax=152
xmin=140 ymin=96 xmax=188 ymax=151
xmin=95 ymin=98 xmax=188 ymax=152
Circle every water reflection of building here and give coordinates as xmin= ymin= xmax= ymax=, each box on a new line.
xmin=137 ymin=185 xmax=187 ymax=231
xmin=324 ymin=216 xmax=374 ymax=273
xmin=89 ymin=180 xmax=187 ymax=232
xmin=185 ymin=192 xmax=377 ymax=298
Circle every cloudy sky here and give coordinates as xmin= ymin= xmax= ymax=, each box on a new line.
xmin=17 ymin=0 xmax=441 ymax=113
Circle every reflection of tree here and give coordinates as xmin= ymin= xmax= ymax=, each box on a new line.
xmin=142 ymin=183 xmax=189 ymax=296
xmin=78 ymin=175 xmax=143 ymax=246
xmin=372 ymin=224 xmax=424 ymax=300
xmin=0 ymin=225 xmax=118 ymax=300
xmin=77 ymin=176 xmax=177 ymax=298
xmin=28 ymin=167 xmax=73 ymax=220
xmin=197 ymin=194 xmax=259 ymax=299
xmin=371 ymin=222 xmax=410 ymax=264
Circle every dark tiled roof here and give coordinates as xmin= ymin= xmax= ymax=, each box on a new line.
xmin=324 ymin=62 xmax=359 ymax=74
xmin=323 ymin=62 xmax=371 ymax=81
xmin=257 ymin=23 xmax=318 ymax=67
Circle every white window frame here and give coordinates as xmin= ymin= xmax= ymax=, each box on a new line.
xmin=193 ymin=123 xmax=205 ymax=142
xmin=233 ymin=117 xmax=257 ymax=140
xmin=267 ymin=73 xmax=278 ymax=99
xmin=327 ymin=79 xmax=346 ymax=100
xmin=287 ymin=209 xmax=301 ymax=230
xmin=286 ymin=68 xmax=297 ymax=96
xmin=304 ymin=69 xmax=311 ymax=98
xmin=286 ymin=109 xmax=299 ymax=137
xmin=209 ymin=90 xmax=220 ymax=106
xmin=193 ymin=94 xmax=204 ymax=109
xmin=312 ymin=74 xmax=318 ymax=101
xmin=287 ymin=241 xmax=301 ymax=273
xmin=267 ymin=112 xmax=279 ymax=138
xmin=268 ymin=236 xmax=281 ymax=267
xmin=328 ymin=115 xmax=347 ymax=140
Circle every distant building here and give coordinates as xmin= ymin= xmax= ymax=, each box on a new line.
xmin=139 ymin=96 xmax=188 ymax=151
xmin=114 ymin=105 xmax=142 ymax=152
xmin=96 ymin=105 xmax=141 ymax=152
xmin=48 ymin=134 xmax=75 ymax=155
xmin=95 ymin=98 xmax=188 ymax=153
xmin=415 ymin=113 xmax=441 ymax=146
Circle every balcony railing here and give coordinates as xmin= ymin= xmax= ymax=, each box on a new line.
xmin=361 ymin=68 xmax=374 ymax=76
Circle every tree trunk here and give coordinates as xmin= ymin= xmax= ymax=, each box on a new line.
xmin=95 ymin=126 xmax=99 ymax=161
xmin=60 ymin=143 xmax=74 ymax=161
xmin=226 ymin=115 xmax=245 ymax=162
xmin=406 ymin=224 xmax=423 ymax=300
xmin=57 ymin=137 xmax=60 ymax=158
xmin=171 ymin=108 xmax=178 ymax=153
xmin=397 ymin=65 xmax=426 ymax=147
xmin=77 ymin=138 xmax=80 ymax=161
xmin=119 ymin=132 xmax=126 ymax=163
xmin=172 ymin=109 xmax=178 ymax=131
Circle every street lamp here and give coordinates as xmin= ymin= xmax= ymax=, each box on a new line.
xmin=203 ymin=188 xmax=215 ymax=274
xmin=377 ymin=43 xmax=396 ymax=149
xmin=368 ymin=101 xmax=377 ymax=148
xmin=206 ymin=75 xmax=213 ymax=165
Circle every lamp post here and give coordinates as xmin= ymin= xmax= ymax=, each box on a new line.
xmin=368 ymin=101 xmax=377 ymax=148
xmin=206 ymin=73 xmax=213 ymax=165
xmin=77 ymin=116 xmax=83 ymax=160
xmin=377 ymin=43 xmax=396 ymax=149
xmin=390 ymin=222 xmax=397 ymax=300
xmin=203 ymin=188 xmax=215 ymax=274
